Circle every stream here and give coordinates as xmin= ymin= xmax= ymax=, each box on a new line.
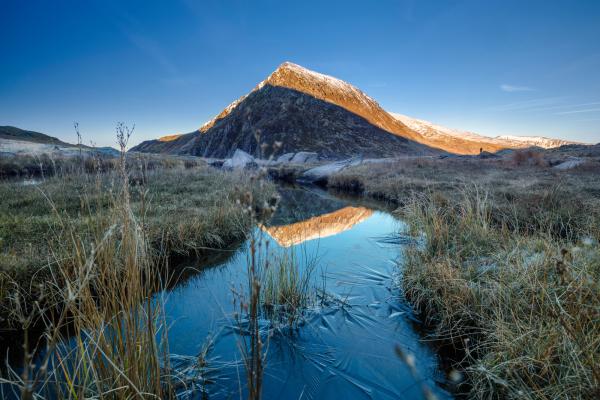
xmin=0 ymin=184 xmax=452 ymax=399
xmin=161 ymin=185 xmax=452 ymax=399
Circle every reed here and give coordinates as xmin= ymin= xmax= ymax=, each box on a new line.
xmin=1 ymin=125 xmax=174 ymax=399
xmin=261 ymin=248 xmax=318 ymax=329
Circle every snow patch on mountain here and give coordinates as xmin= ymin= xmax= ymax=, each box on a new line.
xmin=264 ymin=62 xmax=379 ymax=108
xmin=199 ymin=61 xmax=410 ymax=138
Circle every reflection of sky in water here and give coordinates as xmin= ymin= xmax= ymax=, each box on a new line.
xmin=162 ymin=192 xmax=452 ymax=400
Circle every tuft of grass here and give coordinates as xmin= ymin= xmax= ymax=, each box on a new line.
xmin=400 ymin=186 xmax=600 ymax=399
xmin=261 ymin=248 xmax=318 ymax=329
xmin=232 ymin=241 xmax=319 ymax=400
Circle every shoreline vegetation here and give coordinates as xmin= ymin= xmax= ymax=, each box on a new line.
xmin=328 ymin=157 xmax=600 ymax=399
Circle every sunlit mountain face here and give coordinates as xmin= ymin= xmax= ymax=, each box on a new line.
xmin=260 ymin=206 xmax=373 ymax=247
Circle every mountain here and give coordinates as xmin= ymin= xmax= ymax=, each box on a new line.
xmin=131 ymin=62 xmax=577 ymax=158
xmin=392 ymin=114 xmax=578 ymax=150
xmin=494 ymin=135 xmax=578 ymax=149
xmin=130 ymin=62 xmax=437 ymax=158
xmin=0 ymin=126 xmax=70 ymax=146
xmin=0 ymin=126 xmax=119 ymax=157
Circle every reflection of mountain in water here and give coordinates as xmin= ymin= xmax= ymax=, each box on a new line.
xmin=267 ymin=186 xmax=348 ymax=226
xmin=261 ymin=206 xmax=373 ymax=247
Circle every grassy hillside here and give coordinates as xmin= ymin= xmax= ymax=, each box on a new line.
xmin=0 ymin=125 xmax=69 ymax=145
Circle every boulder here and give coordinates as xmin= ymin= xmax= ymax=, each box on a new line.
xmin=290 ymin=151 xmax=318 ymax=163
xmin=300 ymin=157 xmax=362 ymax=184
xmin=553 ymin=157 xmax=584 ymax=170
xmin=222 ymin=149 xmax=255 ymax=169
xmin=276 ymin=153 xmax=295 ymax=163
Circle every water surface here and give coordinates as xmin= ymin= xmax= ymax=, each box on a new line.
xmin=162 ymin=185 xmax=451 ymax=399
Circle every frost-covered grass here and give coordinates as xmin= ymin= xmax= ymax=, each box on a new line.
xmin=400 ymin=187 xmax=600 ymax=399
xmin=1 ymin=150 xmax=175 ymax=399
xmin=0 ymin=143 xmax=278 ymax=398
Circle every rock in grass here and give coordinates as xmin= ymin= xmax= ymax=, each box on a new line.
xmin=276 ymin=153 xmax=295 ymax=163
xmin=223 ymin=149 xmax=255 ymax=169
xmin=553 ymin=157 xmax=584 ymax=170
xmin=290 ymin=152 xmax=318 ymax=163
xmin=301 ymin=157 xmax=362 ymax=184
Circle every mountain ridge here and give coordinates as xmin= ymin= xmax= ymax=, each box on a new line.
xmin=392 ymin=114 xmax=579 ymax=150
xmin=130 ymin=62 xmax=580 ymax=157
xmin=0 ymin=126 xmax=71 ymax=146
xmin=0 ymin=125 xmax=119 ymax=157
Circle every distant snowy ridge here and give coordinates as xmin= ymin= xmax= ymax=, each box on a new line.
xmin=391 ymin=113 xmax=502 ymax=144
xmin=495 ymin=135 xmax=578 ymax=149
xmin=391 ymin=113 xmax=578 ymax=149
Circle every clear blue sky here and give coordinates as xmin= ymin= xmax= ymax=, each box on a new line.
xmin=1 ymin=0 xmax=599 ymax=147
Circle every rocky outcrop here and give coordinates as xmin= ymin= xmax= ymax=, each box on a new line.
xmin=276 ymin=153 xmax=295 ymax=163
xmin=553 ymin=157 xmax=584 ymax=170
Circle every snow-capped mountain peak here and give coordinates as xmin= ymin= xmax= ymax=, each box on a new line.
xmin=200 ymin=61 xmax=418 ymax=141
xmin=134 ymin=62 xmax=581 ymax=157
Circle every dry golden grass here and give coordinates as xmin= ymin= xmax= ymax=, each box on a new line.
xmin=1 ymin=142 xmax=176 ymax=398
